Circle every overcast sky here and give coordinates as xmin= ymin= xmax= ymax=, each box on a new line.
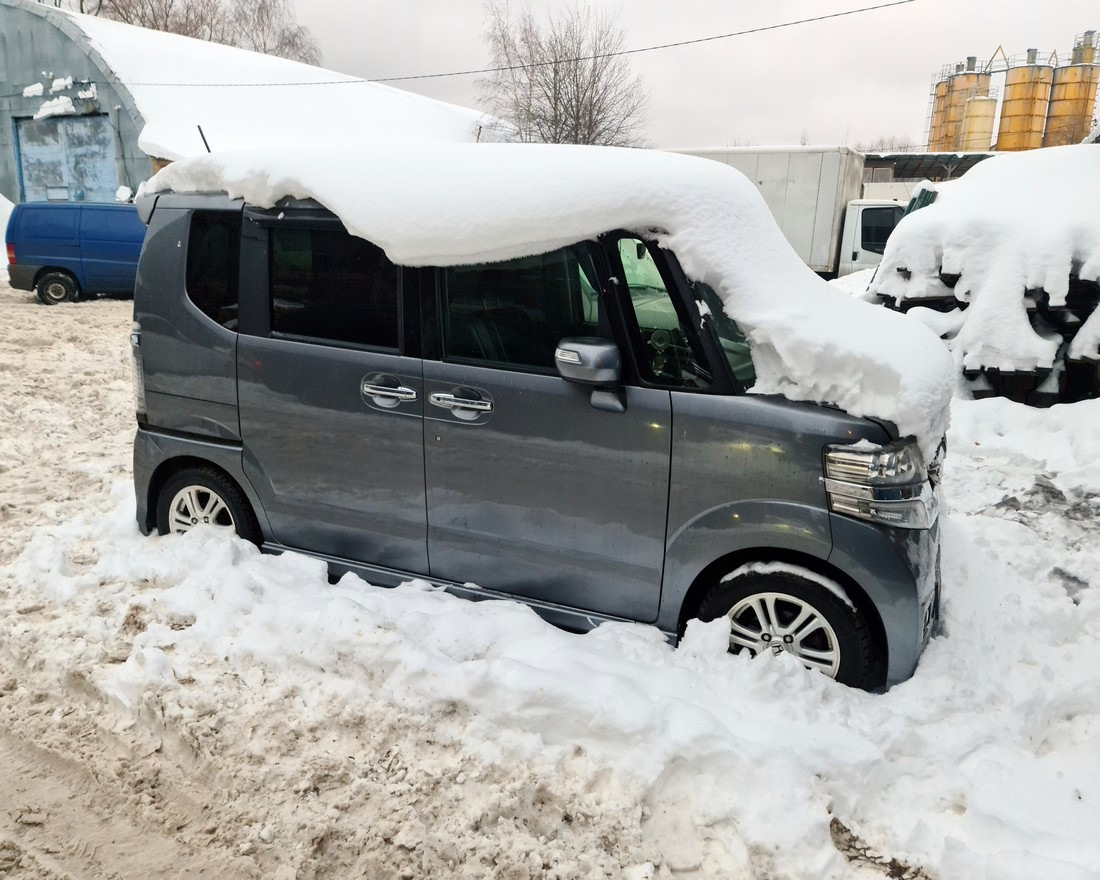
xmin=289 ymin=0 xmax=1098 ymax=150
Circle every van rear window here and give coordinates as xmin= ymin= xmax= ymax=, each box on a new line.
xmin=186 ymin=211 xmax=241 ymax=329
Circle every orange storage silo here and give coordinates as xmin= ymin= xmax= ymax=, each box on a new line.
xmin=943 ymin=58 xmax=991 ymax=151
xmin=961 ymin=95 xmax=997 ymax=150
xmin=996 ymin=49 xmax=1054 ymax=151
xmin=927 ymin=78 xmax=950 ymax=151
xmin=1043 ymin=31 xmax=1099 ymax=147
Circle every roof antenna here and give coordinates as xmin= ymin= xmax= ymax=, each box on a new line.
xmin=197 ymin=125 xmax=212 ymax=153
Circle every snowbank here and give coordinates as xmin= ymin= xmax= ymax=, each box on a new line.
xmin=0 ymin=193 xmax=13 ymax=240
xmin=43 ymin=5 xmax=486 ymax=159
xmin=869 ymin=145 xmax=1100 ymax=371
xmin=143 ymin=143 xmax=955 ymax=457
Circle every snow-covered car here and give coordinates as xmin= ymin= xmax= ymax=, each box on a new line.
xmin=868 ymin=144 xmax=1100 ymax=405
xmin=129 ymin=143 xmax=954 ymax=690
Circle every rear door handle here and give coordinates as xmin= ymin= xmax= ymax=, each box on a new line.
xmin=362 ymin=383 xmax=417 ymax=401
xmin=429 ymin=392 xmax=493 ymax=413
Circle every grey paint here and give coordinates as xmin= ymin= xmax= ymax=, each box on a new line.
xmin=0 ymin=0 xmax=151 ymax=204
xmin=423 ymin=360 xmax=672 ymax=621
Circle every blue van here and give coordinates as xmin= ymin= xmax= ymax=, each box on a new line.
xmin=5 ymin=202 xmax=146 ymax=305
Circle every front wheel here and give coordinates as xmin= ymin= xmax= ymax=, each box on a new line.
xmin=695 ymin=565 xmax=877 ymax=689
xmin=156 ymin=467 xmax=259 ymax=544
xmin=36 ymin=271 xmax=80 ymax=305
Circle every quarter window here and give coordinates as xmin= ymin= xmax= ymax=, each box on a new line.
xmin=268 ymin=226 xmax=399 ymax=350
xmin=186 ymin=211 xmax=241 ymax=329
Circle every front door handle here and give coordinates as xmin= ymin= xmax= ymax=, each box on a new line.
xmin=429 ymin=392 xmax=493 ymax=413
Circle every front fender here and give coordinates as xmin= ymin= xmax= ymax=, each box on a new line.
xmin=657 ymin=499 xmax=833 ymax=632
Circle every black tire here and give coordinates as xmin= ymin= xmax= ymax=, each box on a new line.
xmin=156 ymin=467 xmax=260 ymax=544
xmin=36 ymin=271 xmax=80 ymax=305
xmin=695 ymin=567 xmax=877 ymax=689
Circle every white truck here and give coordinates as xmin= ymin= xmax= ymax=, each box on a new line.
xmin=675 ymin=146 xmax=908 ymax=278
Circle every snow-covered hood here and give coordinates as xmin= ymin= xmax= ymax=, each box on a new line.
xmin=869 ymin=144 xmax=1100 ymax=372
xmin=143 ymin=143 xmax=954 ymax=457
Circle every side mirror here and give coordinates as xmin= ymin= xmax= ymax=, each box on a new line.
xmin=554 ymin=337 xmax=621 ymax=386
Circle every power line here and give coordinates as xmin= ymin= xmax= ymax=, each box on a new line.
xmin=2 ymin=0 xmax=915 ymax=95
xmin=373 ymin=0 xmax=917 ymax=83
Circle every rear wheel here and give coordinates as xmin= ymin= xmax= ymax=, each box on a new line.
xmin=696 ymin=565 xmax=877 ymax=689
xmin=36 ymin=271 xmax=80 ymax=305
xmin=156 ymin=467 xmax=259 ymax=544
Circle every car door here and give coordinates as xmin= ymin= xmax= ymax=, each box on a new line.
xmin=80 ymin=205 xmax=144 ymax=293
xmin=422 ymin=242 xmax=671 ymax=622
xmin=236 ymin=212 xmax=428 ymax=573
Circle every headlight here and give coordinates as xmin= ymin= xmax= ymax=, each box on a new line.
xmin=824 ymin=439 xmax=937 ymax=530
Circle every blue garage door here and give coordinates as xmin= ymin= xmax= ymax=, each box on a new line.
xmin=16 ymin=115 xmax=117 ymax=203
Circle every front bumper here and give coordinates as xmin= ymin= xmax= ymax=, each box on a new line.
xmin=828 ymin=513 xmax=941 ymax=687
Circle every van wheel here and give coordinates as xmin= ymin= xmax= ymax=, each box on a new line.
xmin=695 ymin=566 xmax=876 ymax=689
xmin=36 ymin=271 xmax=80 ymax=305
xmin=156 ymin=468 xmax=259 ymax=544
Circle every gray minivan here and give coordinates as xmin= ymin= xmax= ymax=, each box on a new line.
xmin=130 ymin=192 xmax=942 ymax=691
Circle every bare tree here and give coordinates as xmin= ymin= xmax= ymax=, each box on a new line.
xmin=226 ymin=0 xmax=321 ymax=66
xmin=477 ymin=1 xmax=648 ymax=147
xmin=54 ymin=0 xmax=320 ymax=65
xmin=854 ymin=135 xmax=919 ymax=153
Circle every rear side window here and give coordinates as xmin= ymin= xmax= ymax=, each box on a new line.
xmin=20 ymin=207 xmax=78 ymax=239
xmin=186 ymin=211 xmax=241 ymax=329
xmin=269 ymin=226 xmax=400 ymax=351
xmin=81 ymin=206 xmax=144 ymax=242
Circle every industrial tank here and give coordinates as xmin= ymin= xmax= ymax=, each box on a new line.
xmin=1044 ymin=31 xmax=1099 ymax=147
xmin=961 ymin=96 xmax=997 ymax=150
xmin=927 ymin=79 xmax=950 ymax=151
xmin=942 ymin=58 xmax=991 ymax=151
xmin=996 ymin=50 xmax=1054 ymax=151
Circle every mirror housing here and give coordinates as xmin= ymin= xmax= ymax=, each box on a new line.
xmin=555 ymin=337 xmax=621 ymax=386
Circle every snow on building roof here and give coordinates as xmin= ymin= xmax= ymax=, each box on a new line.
xmin=41 ymin=4 xmax=485 ymax=160
xmin=869 ymin=144 xmax=1100 ymax=371
xmin=143 ymin=143 xmax=955 ymax=456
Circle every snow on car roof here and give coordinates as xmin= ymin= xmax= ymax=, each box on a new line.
xmin=40 ymin=5 xmax=484 ymax=160
xmin=143 ymin=142 xmax=955 ymax=456
xmin=869 ymin=144 xmax=1100 ymax=372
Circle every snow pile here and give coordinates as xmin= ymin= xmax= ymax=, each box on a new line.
xmin=32 ymin=94 xmax=76 ymax=120
xmin=1 ymin=273 xmax=1099 ymax=878
xmin=40 ymin=5 xmax=486 ymax=159
xmin=0 ymin=193 xmax=13 ymax=239
xmin=144 ymin=143 xmax=955 ymax=457
xmin=869 ymin=145 xmax=1100 ymax=370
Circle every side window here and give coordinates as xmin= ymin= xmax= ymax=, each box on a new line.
xmin=860 ymin=206 xmax=904 ymax=254
xmin=616 ymin=238 xmax=711 ymax=389
xmin=441 ymin=244 xmax=600 ymax=371
xmin=269 ymin=226 xmax=399 ymax=351
xmin=186 ymin=211 xmax=241 ymax=329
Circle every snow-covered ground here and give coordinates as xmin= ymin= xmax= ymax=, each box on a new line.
xmin=1 ymin=277 xmax=1098 ymax=879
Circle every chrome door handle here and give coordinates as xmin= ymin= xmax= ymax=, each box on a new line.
xmin=361 ymin=382 xmax=417 ymax=401
xmin=429 ymin=392 xmax=492 ymax=413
